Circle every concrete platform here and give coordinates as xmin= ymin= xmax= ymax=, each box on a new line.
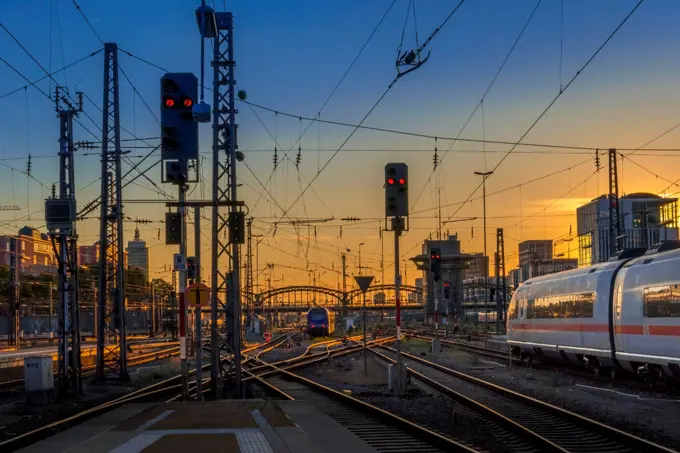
xmin=18 ymin=399 xmax=380 ymax=453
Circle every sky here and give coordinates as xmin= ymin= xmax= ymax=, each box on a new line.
xmin=2 ymin=0 xmax=680 ymax=292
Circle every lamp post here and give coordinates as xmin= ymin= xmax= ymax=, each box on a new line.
xmin=474 ymin=170 xmax=493 ymax=320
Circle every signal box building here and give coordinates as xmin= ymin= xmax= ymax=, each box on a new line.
xmin=411 ymin=234 xmax=471 ymax=322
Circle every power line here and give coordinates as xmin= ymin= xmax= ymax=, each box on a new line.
xmin=119 ymin=48 xmax=168 ymax=72
xmin=411 ymin=156 xmax=593 ymax=216
xmin=70 ymin=0 xmax=104 ymax=44
xmin=438 ymin=0 xmax=645 ymax=237
xmin=242 ymin=100 xmax=609 ymax=151
xmin=0 ymin=50 xmax=102 ymax=101
xmin=242 ymin=0 xmax=399 ymax=219
xmin=410 ymin=0 xmax=542 ymax=212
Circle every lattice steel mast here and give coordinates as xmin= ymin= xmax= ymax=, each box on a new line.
xmin=210 ymin=11 xmax=243 ymax=398
xmin=44 ymin=87 xmax=84 ymax=394
xmin=95 ymin=43 xmax=128 ymax=382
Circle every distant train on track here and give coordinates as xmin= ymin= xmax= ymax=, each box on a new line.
xmin=306 ymin=307 xmax=336 ymax=337
xmin=508 ymin=243 xmax=680 ymax=381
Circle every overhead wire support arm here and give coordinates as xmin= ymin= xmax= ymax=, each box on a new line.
xmin=396 ymin=0 xmax=467 ymax=78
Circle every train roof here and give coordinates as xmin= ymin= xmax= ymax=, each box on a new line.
xmin=519 ymin=259 xmax=622 ymax=287
xmin=624 ymin=244 xmax=680 ymax=268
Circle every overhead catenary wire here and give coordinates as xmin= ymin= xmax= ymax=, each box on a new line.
xmin=240 ymin=0 xmax=399 ymax=219
xmin=430 ymin=0 xmax=645 ymax=250
xmin=409 ymin=0 xmax=542 ymax=213
xmin=263 ymin=1 xmax=470 ymax=242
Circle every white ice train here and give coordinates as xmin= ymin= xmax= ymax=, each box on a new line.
xmin=508 ymin=243 xmax=680 ymax=380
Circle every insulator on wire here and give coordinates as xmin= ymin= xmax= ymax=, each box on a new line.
xmin=295 ymin=148 xmax=302 ymax=169
xmin=26 ymin=155 xmax=32 ymax=177
xmin=273 ymin=148 xmax=279 ymax=169
xmin=433 ymin=137 xmax=438 ymax=170
xmin=595 ymin=149 xmax=601 ymax=171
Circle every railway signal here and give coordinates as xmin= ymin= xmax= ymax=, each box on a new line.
xmin=385 ymin=163 xmax=408 ymax=218
xmin=160 ymin=73 xmax=199 ymax=163
xmin=430 ymin=248 xmax=442 ymax=282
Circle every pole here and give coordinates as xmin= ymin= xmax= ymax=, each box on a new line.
xmin=49 ymin=282 xmax=53 ymax=340
xmin=150 ymin=283 xmax=155 ymax=336
xmin=179 ymin=184 xmax=188 ymax=400
xmin=380 ymin=225 xmax=384 ymax=285
xmin=393 ymin=217 xmax=403 ymax=394
xmin=341 ymin=253 xmax=347 ymax=318
xmin=194 ymin=205 xmax=203 ymax=401
xmin=363 ymin=290 xmax=367 ymax=376
xmin=482 ymin=176 xmax=488 ymax=321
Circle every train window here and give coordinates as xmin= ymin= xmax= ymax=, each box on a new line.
xmin=526 ymin=299 xmax=535 ymax=319
xmin=507 ymin=298 xmax=518 ymax=319
xmin=644 ymin=285 xmax=680 ymax=318
xmin=524 ymin=292 xmax=595 ymax=318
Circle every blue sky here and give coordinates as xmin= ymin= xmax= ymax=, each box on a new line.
xmin=1 ymin=0 xmax=680 ymax=284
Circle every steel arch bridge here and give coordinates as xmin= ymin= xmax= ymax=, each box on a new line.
xmin=250 ymin=284 xmax=423 ymax=313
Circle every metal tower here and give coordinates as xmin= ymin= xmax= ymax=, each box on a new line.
xmin=495 ymin=228 xmax=506 ymax=333
xmin=95 ymin=43 xmax=129 ymax=382
xmin=210 ymin=12 xmax=243 ymax=398
xmin=608 ymin=148 xmax=622 ymax=256
xmin=46 ymin=87 xmax=84 ymax=394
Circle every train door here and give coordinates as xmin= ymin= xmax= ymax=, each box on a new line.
xmin=613 ymin=281 xmax=626 ymax=361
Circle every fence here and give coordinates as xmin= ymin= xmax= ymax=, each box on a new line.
xmin=0 ymin=311 xmax=152 ymax=337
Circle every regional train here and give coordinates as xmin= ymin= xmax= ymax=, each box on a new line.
xmin=306 ymin=307 xmax=336 ymax=337
xmin=508 ymin=242 xmax=680 ymax=381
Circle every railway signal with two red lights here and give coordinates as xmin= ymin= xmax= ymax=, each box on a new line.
xmin=160 ymin=72 xmax=198 ymax=166
xmin=385 ymin=163 xmax=409 ymax=218
xmin=431 ymin=248 xmax=442 ymax=282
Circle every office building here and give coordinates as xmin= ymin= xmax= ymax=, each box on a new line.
xmin=127 ymin=227 xmax=150 ymax=282
xmin=518 ymin=240 xmax=553 ymax=266
xmin=577 ymin=193 xmax=678 ymax=266
xmin=463 ymin=253 xmax=489 ymax=280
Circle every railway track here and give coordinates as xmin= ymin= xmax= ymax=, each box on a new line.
xmin=374 ymin=345 xmax=677 ymax=453
xmin=0 ymin=344 xmax=181 ymax=393
xmin=406 ymin=332 xmax=511 ymax=362
xmin=0 ymin=333 xmax=294 ymax=452
xmin=251 ymin=344 xmax=477 ymax=453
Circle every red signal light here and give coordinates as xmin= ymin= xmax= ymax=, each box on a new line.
xmin=183 ymin=98 xmax=193 ymax=107
xmin=164 ymin=97 xmax=175 ymax=108
xmin=387 ymin=177 xmax=395 ymax=185
xmin=398 ymin=178 xmax=406 ymax=185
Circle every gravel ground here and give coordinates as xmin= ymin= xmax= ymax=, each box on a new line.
xmin=295 ymin=351 xmax=526 ymax=453
xmin=0 ymin=357 xmax=182 ymax=442
xmin=258 ymin=345 xmax=308 ymax=362
xmin=398 ymin=338 xmax=680 ymax=450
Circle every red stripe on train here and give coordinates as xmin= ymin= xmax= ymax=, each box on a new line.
xmin=648 ymin=325 xmax=680 ymax=336
xmin=511 ymin=323 xmax=676 ymax=336
xmin=512 ymin=323 xmax=608 ymax=332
